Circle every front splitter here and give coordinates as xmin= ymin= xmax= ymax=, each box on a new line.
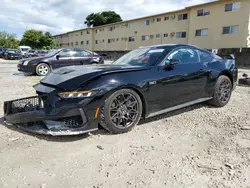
xmin=14 ymin=123 xmax=98 ymax=136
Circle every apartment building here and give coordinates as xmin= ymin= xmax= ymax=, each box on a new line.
xmin=53 ymin=0 xmax=250 ymax=51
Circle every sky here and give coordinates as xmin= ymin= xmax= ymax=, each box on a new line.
xmin=0 ymin=0 xmax=213 ymax=39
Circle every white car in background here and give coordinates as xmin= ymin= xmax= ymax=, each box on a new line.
xmin=18 ymin=46 xmax=31 ymax=57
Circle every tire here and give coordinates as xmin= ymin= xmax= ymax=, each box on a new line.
xmin=36 ymin=63 xmax=51 ymax=76
xmin=209 ymin=75 xmax=232 ymax=107
xmin=99 ymin=89 xmax=143 ymax=134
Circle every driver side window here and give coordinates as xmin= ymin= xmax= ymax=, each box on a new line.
xmin=167 ymin=48 xmax=199 ymax=64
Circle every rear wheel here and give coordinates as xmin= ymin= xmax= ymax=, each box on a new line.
xmin=209 ymin=75 xmax=232 ymax=107
xmin=99 ymin=89 xmax=142 ymax=134
xmin=36 ymin=63 xmax=51 ymax=76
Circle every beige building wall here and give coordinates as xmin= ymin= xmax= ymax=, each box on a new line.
xmin=54 ymin=34 xmax=69 ymax=48
xmin=53 ymin=0 xmax=250 ymax=51
xmin=246 ymin=2 xmax=250 ymax=47
xmin=67 ymin=28 xmax=93 ymax=50
xmin=188 ymin=0 xmax=250 ymax=49
xmin=92 ymin=9 xmax=190 ymax=51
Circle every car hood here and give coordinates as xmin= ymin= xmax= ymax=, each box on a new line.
xmin=39 ymin=65 xmax=149 ymax=90
xmin=8 ymin=52 xmax=21 ymax=55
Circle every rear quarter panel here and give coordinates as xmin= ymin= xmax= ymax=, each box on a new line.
xmin=206 ymin=58 xmax=237 ymax=94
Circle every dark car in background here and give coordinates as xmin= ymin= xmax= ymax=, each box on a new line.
xmin=4 ymin=44 xmax=237 ymax=136
xmin=4 ymin=49 xmax=22 ymax=60
xmin=0 ymin=48 xmax=8 ymax=58
xmin=18 ymin=48 xmax=105 ymax=76
xmin=26 ymin=50 xmax=37 ymax=58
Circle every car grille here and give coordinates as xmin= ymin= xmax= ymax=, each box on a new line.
xmin=11 ymin=96 xmax=40 ymax=114
xmin=61 ymin=116 xmax=83 ymax=128
xmin=6 ymin=96 xmax=48 ymax=114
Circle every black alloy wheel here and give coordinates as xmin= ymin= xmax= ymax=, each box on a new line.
xmin=100 ymin=89 xmax=142 ymax=134
xmin=209 ymin=75 xmax=232 ymax=107
xmin=218 ymin=79 xmax=231 ymax=103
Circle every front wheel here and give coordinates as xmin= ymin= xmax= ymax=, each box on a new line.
xmin=36 ymin=63 xmax=51 ymax=76
xmin=209 ymin=75 xmax=232 ymax=107
xmin=99 ymin=89 xmax=143 ymax=134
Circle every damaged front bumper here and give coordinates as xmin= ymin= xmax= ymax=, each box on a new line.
xmin=3 ymin=96 xmax=98 ymax=135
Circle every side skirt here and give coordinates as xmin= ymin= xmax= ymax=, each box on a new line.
xmin=147 ymin=97 xmax=212 ymax=118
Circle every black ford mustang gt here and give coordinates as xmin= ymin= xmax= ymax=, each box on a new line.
xmin=4 ymin=44 xmax=238 ymax=136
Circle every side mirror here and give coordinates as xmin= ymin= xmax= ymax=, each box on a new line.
xmin=56 ymin=54 xmax=60 ymax=60
xmin=164 ymin=59 xmax=180 ymax=69
xmin=169 ymin=59 xmax=180 ymax=65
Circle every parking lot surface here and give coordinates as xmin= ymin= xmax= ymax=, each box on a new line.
xmin=0 ymin=58 xmax=250 ymax=188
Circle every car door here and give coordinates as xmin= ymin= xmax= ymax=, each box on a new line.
xmin=73 ymin=49 xmax=93 ymax=65
xmin=50 ymin=49 xmax=76 ymax=69
xmin=152 ymin=47 xmax=209 ymax=111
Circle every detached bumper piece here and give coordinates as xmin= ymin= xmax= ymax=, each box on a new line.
xmin=238 ymin=73 xmax=250 ymax=86
xmin=4 ymin=96 xmax=94 ymax=136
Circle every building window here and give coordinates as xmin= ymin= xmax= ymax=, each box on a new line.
xmin=225 ymin=2 xmax=241 ymax=12
xmin=156 ymin=34 xmax=161 ymax=38
xmin=71 ymin=42 xmax=73 ymax=46
xmin=116 ymin=38 xmax=119 ymax=41
xmin=95 ymin=40 xmax=99 ymax=44
xmin=129 ymin=23 xmax=135 ymax=28
xmin=86 ymin=40 xmax=89 ymax=45
xmin=164 ymin=16 xmax=169 ymax=21
xmin=176 ymin=32 xmax=187 ymax=38
xmin=195 ymin=29 xmax=208 ymax=36
xmin=164 ymin=33 xmax=168 ymax=37
xmin=222 ymin=25 xmax=238 ymax=34
xmin=128 ymin=36 xmax=135 ymax=42
xmin=81 ymin=41 xmax=84 ymax=45
xmin=75 ymin=42 xmax=78 ymax=46
xmin=156 ymin=18 xmax=161 ymax=22
xmin=144 ymin=20 xmax=150 ymax=26
xmin=178 ymin=13 xmax=188 ymax=20
xmin=197 ymin=8 xmax=210 ymax=16
xmin=81 ymin=32 xmax=83 ymax=35
xmin=142 ymin=35 xmax=150 ymax=41
xmin=108 ymin=38 xmax=115 ymax=43
xmin=87 ymin=31 xmax=90 ymax=34
xmin=108 ymin=27 xmax=113 ymax=31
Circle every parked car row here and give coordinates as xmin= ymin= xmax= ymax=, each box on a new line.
xmin=25 ymin=50 xmax=49 ymax=58
xmin=0 ymin=47 xmax=52 ymax=60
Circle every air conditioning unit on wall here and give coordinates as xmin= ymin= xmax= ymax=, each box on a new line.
xmin=170 ymin=32 xmax=175 ymax=37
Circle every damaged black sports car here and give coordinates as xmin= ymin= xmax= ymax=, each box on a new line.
xmin=4 ymin=44 xmax=238 ymax=135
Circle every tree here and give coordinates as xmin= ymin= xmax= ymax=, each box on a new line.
xmin=84 ymin=11 xmax=122 ymax=27
xmin=20 ymin=29 xmax=55 ymax=49
xmin=0 ymin=31 xmax=19 ymax=48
